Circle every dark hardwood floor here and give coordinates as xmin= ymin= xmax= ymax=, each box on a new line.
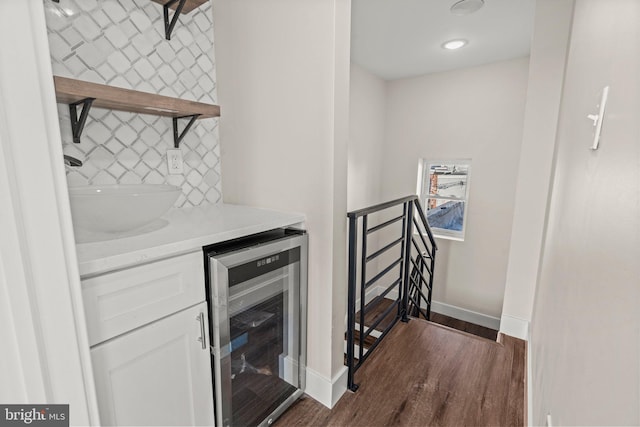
xmin=361 ymin=297 xmax=499 ymax=341
xmin=276 ymin=318 xmax=525 ymax=427
xmin=429 ymin=312 xmax=499 ymax=341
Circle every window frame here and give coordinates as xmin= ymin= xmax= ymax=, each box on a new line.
xmin=417 ymin=158 xmax=472 ymax=241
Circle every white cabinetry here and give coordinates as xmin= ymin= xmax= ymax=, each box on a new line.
xmin=91 ymin=302 xmax=214 ymax=426
xmin=82 ymin=252 xmax=214 ymax=426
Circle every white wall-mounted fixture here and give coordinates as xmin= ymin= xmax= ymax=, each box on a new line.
xmin=442 ymin=39 xmax=468 ymax=50
xmin=450 ymin=0 xmax=485 ymax=16
xmin=587 ymin=86 xmax=609 ymax=150
xmin=167 ymin=149 xmax=184 ymax=174
xmin=45 ymin=0 xmax=75 ymax=17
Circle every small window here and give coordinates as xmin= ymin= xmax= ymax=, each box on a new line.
xmin=417 ymin=159 xmax=471 ymax=241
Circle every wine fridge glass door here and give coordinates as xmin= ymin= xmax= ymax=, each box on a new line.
xmin=209 ymin=234 xmax=306 ymax=427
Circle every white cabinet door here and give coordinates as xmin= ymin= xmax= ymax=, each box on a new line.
xmin=91 ymin=302 xmax=215 ymax=426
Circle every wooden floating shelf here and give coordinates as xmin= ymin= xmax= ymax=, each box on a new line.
xmin=151 ymin=0 xmax=207 ymax=14
xmin=54 ymin=76 xmax=220 ymax=119
xmin=53 ymin=76 xmax=219 ymax=147
xmin=150 ymin=0 xmax=209 ymax=39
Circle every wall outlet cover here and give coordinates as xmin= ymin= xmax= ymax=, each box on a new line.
xmin=167 ymin=149 xmax=184 ymax=174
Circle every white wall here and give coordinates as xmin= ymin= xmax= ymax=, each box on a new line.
xmin=212 ymin=0 xmax=350 ymax=407
xmin=500 ymin=0 xmax=575 ymax=338
xmin=347 ymin=63 xmax=387 ymax=314
xmin=348 ymin=63 xmax=385 ymax=211
xmin=530 ymin=0 xmax=640 ymax=424
xmin=381 ymin=58 xmax=529 ymax=318
xmin=0 ymin=1 xmax=98 ymax=423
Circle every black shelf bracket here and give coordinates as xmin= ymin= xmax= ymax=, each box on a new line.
xmin=173 ymin=114 xmax=200 ymax=148
xmin=69 ymin=98 xmax=95 ymax=144
xmin=162 ymin=0 xmax=188 ymax=40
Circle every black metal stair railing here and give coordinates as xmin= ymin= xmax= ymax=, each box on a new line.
xmin=406 ymin=202 xmax=437 ymax=320
xmin=346 ymin=195 xmax=437 ymax=392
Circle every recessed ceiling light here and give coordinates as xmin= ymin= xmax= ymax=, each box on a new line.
xmin=450 ymin=0 xmax=485 ymax=16
xmin=442 ymin=39 xmax=468 ymax=50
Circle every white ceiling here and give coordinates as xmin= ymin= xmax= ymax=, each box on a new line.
xmin=351 ymin=0 xmax=536 ymax=80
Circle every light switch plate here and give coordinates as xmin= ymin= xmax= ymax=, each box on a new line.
xmin=167 ymin=149 xmax=183 ymax=174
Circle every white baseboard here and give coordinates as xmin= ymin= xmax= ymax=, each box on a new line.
xmin=431 ymin=300 xmax=501 ymax=330
xmin=331 ymin=366 xmax=348 ymax=407
xmin=381 ymin=287 xmax=399 ymax=300
xmin=305 ymin=365 xmax=348 ymax=409
xmin=343 ymin=341 xmax=369 ymax=358
xmin=499 ymin=314 xmax=529 ymax=341
xmin=354 ymin=286 xmax=379 ymax=313
xmin=373 ymin=286 xmax=500 ymax=330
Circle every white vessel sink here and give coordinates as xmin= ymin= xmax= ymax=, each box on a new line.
xmin=68 ymin=184 xmax=181 ymax=233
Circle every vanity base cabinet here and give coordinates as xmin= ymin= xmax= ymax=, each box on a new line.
xmin=90 ymin=302 xmax=215 ymax=426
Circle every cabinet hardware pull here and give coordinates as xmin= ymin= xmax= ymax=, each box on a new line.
xmin=196 ymin=313 xmax=207 ymax=350
xmin=588 ymin=86 xmax=609 ymax=150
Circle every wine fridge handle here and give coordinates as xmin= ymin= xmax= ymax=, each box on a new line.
xmin=197 ymin=312 xmax=207 ymax=350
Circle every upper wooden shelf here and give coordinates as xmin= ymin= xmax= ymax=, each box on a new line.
xmin=150 ymin=0 xmax=209 ymax=39
xmin=53 ymin=76 xmax=220 ymax=119
xmin=151 ymin=0 xmax=207 ymax=14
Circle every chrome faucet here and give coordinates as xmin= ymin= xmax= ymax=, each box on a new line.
xmin=63 ymin=155 xmax=83 ymax=167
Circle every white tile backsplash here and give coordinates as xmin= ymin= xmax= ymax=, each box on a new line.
xmin=45 ymin=0 xmax=222 ymax=207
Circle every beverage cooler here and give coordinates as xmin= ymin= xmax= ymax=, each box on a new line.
xmin=204 ymin=229 xmax=308 ymax=427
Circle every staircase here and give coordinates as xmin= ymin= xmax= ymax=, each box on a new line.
xmin=346 ymin=195 xmax=437 ymax=391
xmin=343 ymin=298 xmax=394 ymax=363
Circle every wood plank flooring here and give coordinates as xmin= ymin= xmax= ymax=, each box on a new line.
xmin=360 ymin=296 xmax=499 ymax=341
xmin=429 ymin=312 xmax=498 ymax=341
xmin=277 ymin=318 xmax=525 ymax=427
xmin=348 ymin=313 xmax=499 ymax=366
xmin=360 ymin=295 xmax=400 ymax=331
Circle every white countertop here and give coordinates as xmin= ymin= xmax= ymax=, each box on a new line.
xmin=75 ymin=203 xmax=305 ymax=277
